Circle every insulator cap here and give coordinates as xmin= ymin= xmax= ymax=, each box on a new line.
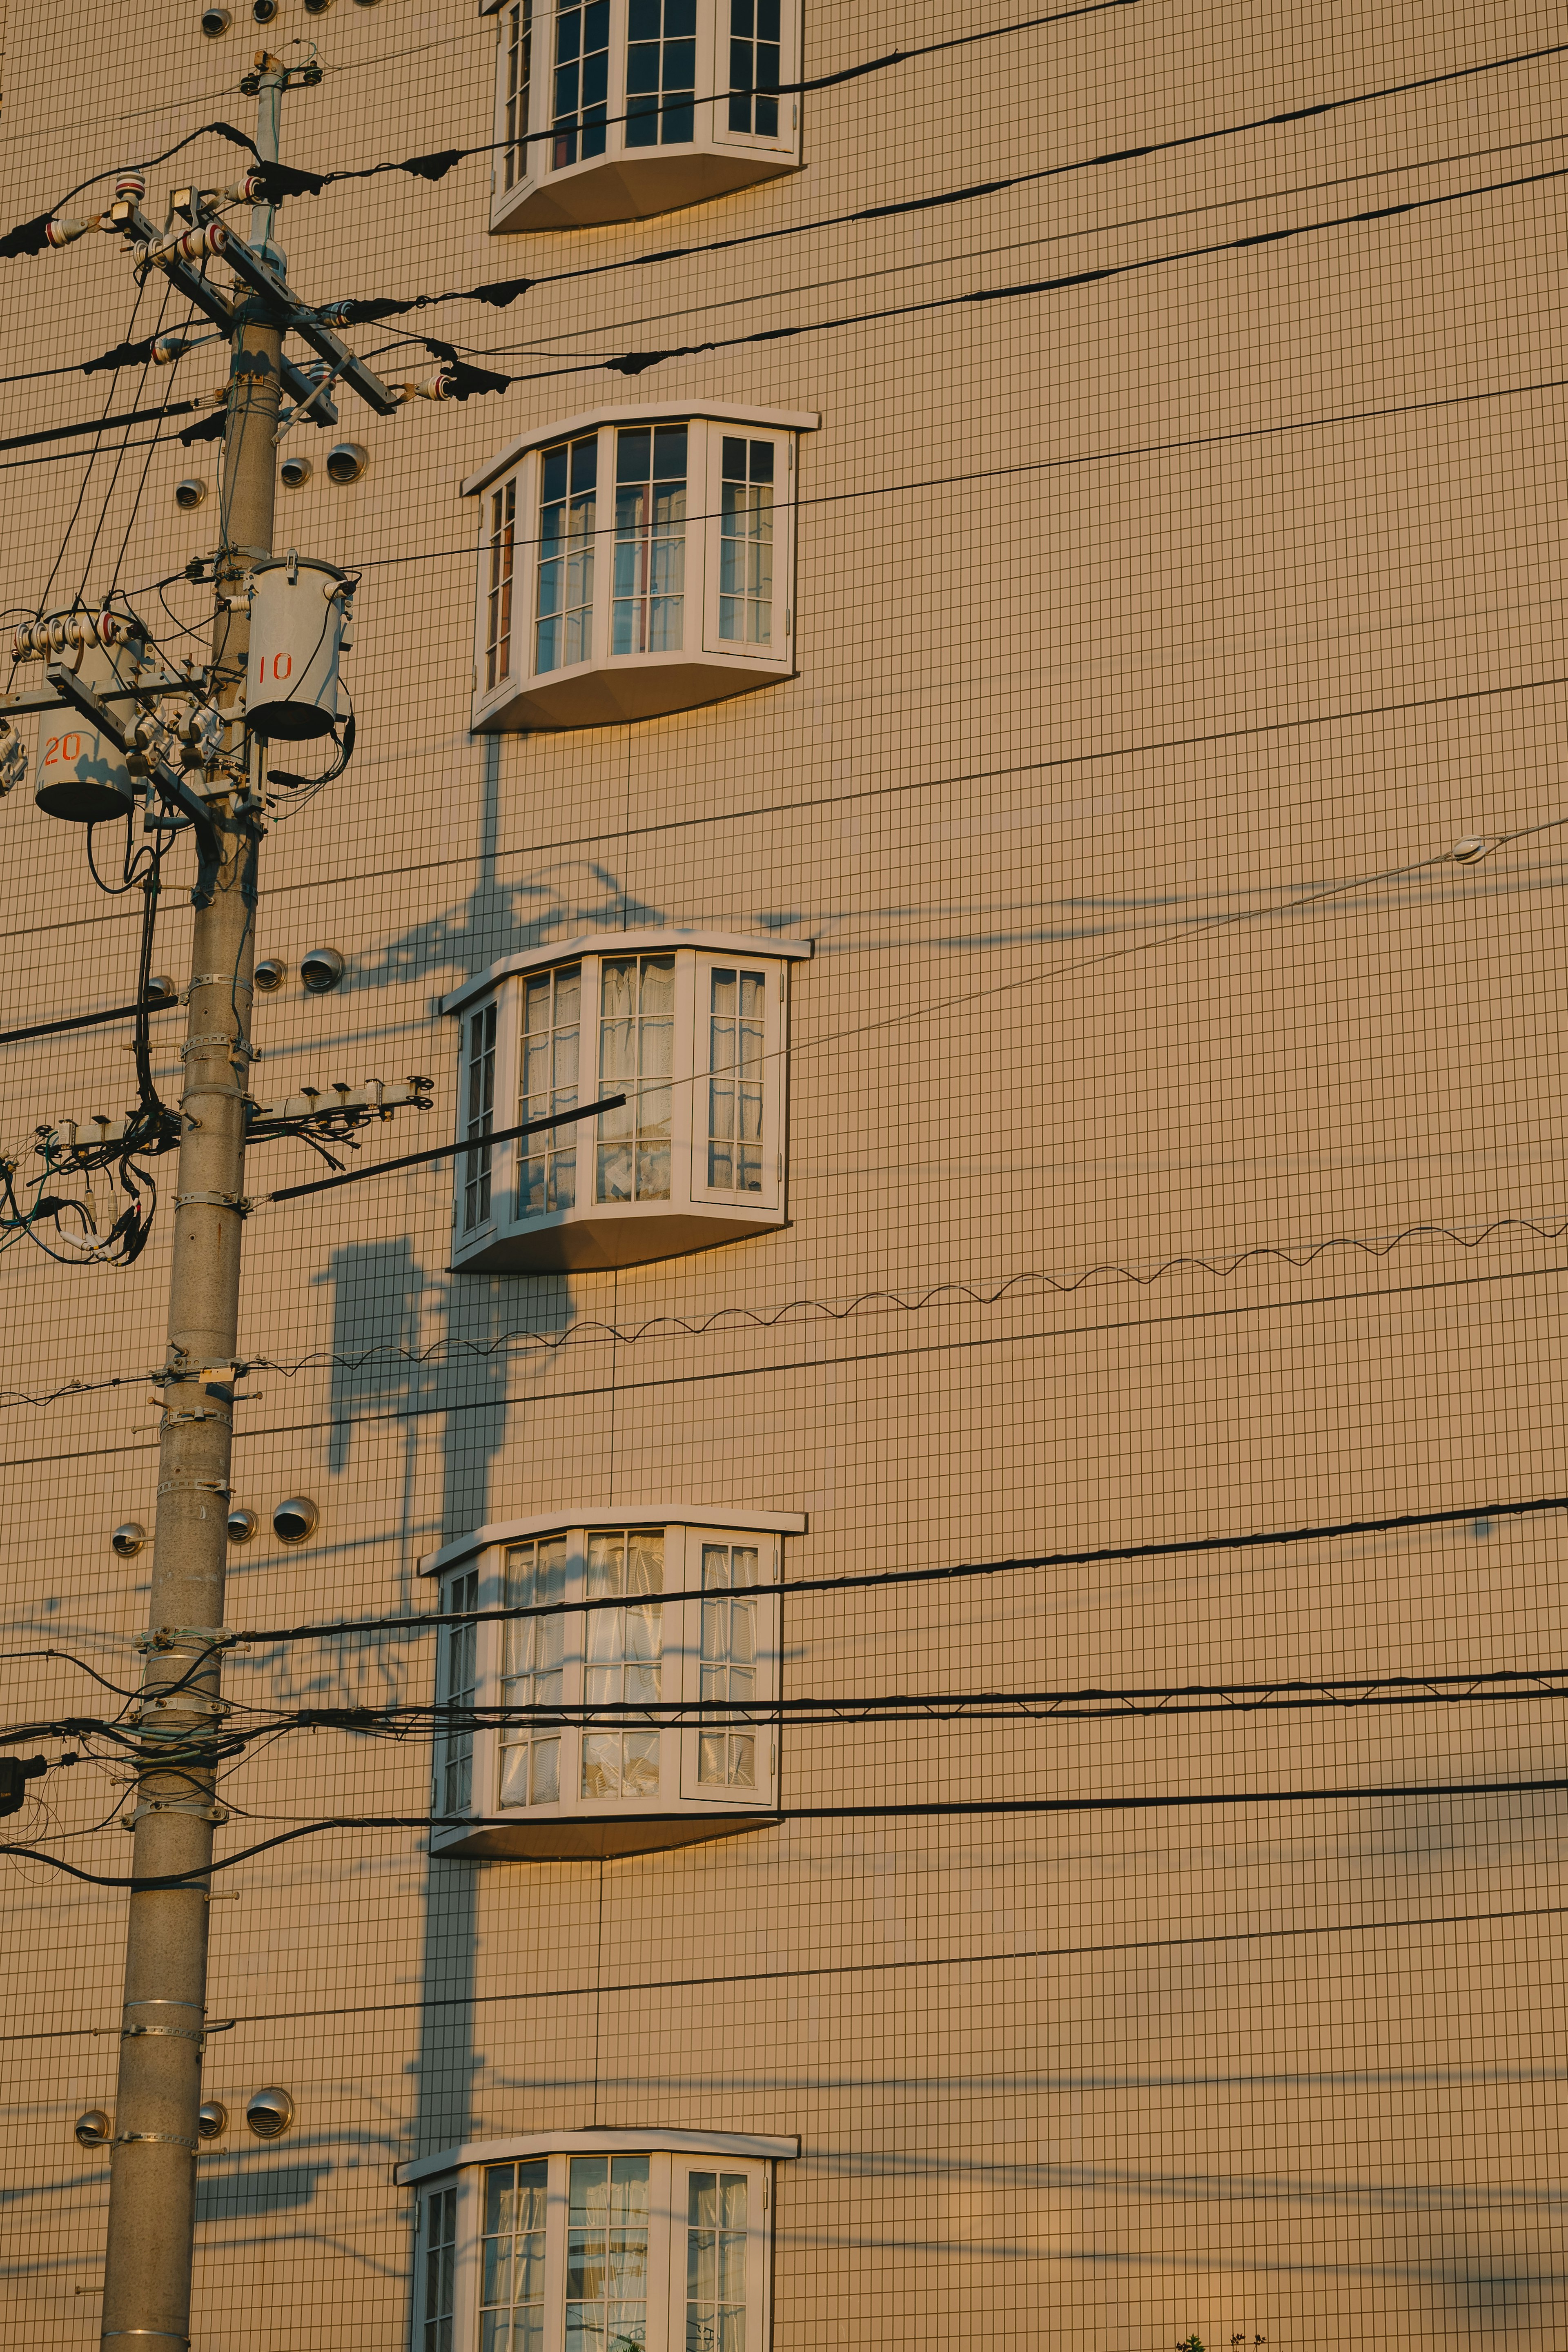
xmin=45 ymin=216 xmax=98 ymax=247
xmin=113 ymin=169 xmax=147 ymax=203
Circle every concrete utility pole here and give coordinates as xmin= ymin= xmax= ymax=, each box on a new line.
xmin=98 ymin=58 xmax=286 ymax=2352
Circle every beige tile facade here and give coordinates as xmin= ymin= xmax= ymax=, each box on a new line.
xmin=2 ymin=0 xmax=1568 ymax=2341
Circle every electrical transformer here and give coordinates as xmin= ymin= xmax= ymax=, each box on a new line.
xmin=245 ymin=552 xmax=353 ymax=740
xmin=18 ymin=615 xmax=145 ymax=823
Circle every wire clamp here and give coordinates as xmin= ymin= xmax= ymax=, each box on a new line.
xmin=111 ymin=2132 xmax=198 ymax=2152
xmin=120 ymin=2022 xmax=205 ymax=2047
xmin=122 ymin=1797 xmax=229 ymax=1826
xmin=179 ymin=1033 xmax=256 ymax=1060
xmin=172 ymin=1190 xmax=251 ymax=1213
xmin=156 ymin=1476 xmax=231 ymax=1496
xmin=182 ymin=973 xmax=254 ymax=1000
xmin=136 ymin=1625 xmax=234 ymax=1653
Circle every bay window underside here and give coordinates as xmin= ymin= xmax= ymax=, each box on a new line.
xmin=454 ymin=1200 xmax=782 ymax=1273
xmin=475 ymin=650 xmax=787 ymax=732
xmin=492 ymin=146 xmax=797 ymax=233
xmin=434 ymin=1807 xmax=779 ymax=1860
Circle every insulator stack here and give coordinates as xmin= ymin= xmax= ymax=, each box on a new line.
xmin=10 ymin=611 xmax=135 ymax=660
xmin=112 ymin=168 xmax=147 ymax=203
xmin=139 ymin=221 xmax=226 ymax=271
xmin=45 ymin=216 xmax=100 ymax=247
xmin=151 ymin=334 xmax=193 ymax=365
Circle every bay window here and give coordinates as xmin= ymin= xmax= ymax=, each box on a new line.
xmin=480 ymin=0 xmax=801 ymax=232
xmin=443 ymin=930 xmax=810 ymax=1275
xmin=423 ymin=1508 xmax=802 ymax=1859
xmin=401 ymin=2132 xmax=797 ymax=2352
xmin=463 ymin=405 xmax=816 ymax=732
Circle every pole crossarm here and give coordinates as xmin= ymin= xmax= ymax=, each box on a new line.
xmin=214 ymin=229 xmax=403 ymax=417
xmin=121 ymin=203 xmax=339 ymax=423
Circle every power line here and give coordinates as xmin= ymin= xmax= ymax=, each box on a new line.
xmin=454 ymin=160 xmax=1568 ymax=394
xmin=204 ymin=1491 xmax=1568 ymax=1646
xmin=9 ymin=1889 xmax=1566 ymax=2042
xmin=0 ymin=993 xmax=178 ymax=1047
xmin=308 ymin=40 xmax=1568 ymax=327
xmin=0 ymin=0 xmax=1136 ymax=261
xmin=11 ymin=1775 xmax=1568 ymax=1890
xmin=24 ymin=148 xmax=1568 ymax=450
xmin=255 ymin=1093 xmax=625 ymax=1205
xmin=8 ymin=1205 xmax=1565 ymax=1410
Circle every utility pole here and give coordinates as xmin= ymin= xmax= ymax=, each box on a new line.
xmin=98 ymin=58 xmax=286 ymax=2352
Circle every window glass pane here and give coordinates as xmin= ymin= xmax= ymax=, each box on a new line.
xmin=686 ymin=2171 xmax=747 ymax=2352
xmin=597 ymin=956 xmax=675 ymax=1203
xmin=463 ymin=1001 xmax=498 ymax=1231
xmin=626 ymin=0 xmax=696 ymax=147
xmin=698 ymin=1544 xmax=760 ymax=1787
xmin=436 ymin=1570 xmax=479 ymax=1816
xmin=728 ymin=0 xmax=780 ymax=136
xmin=552 ymin=0 xmax=609 ymax=167
xmin=424 ymin=2185 xmax=458 ymax=2352
xmin=519 ymin=963 xmax=581 ymax=1220
xmin=486 ymin=479 xmax=517 ymax=690
xmin=499 ymin=1537 xmax=568 ymax=1808
xmin=503 ymin=2 xmax=534 ymax=190
xmin=570 ymin=2154 xmax=649 ymax=2352
xmin=707 ymin=968 xmax=765 ymax=1192
xmin=537 ymin=435 xmax=597 ymax=674
xmin=582 ymin=1530 xmax=664 ymax=1798
xmin=481 ymin=2160 xmax=550 ymax=2352
xmin=719 ymin=439 xmax=774 ymax=647
xmin=612 ymin=426 xmax=686 ymax=656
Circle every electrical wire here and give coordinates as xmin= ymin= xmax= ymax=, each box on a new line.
xmin=229 ymin=22 xmax=1568 ymax=211
xmin=20 ymin=145 xmax=1568 ymax=453
xmin=2 ymin=1204 xmax=1565 ymax=1414
xmin=11 ymin=1775 xmax=1568 ymax=1889
xmin=187 ymin=1490 xmax=1568 ymax=1645
xmin=305 ymin=41 xmax=1568 ymax=327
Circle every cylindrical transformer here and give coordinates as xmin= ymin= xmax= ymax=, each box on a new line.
xmin=33 ymin=626 xmax=145 ymax=823
xmin=246 ymin=554 xmax=351 ymax=741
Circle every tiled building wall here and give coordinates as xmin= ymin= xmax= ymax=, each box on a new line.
xmin=2 ymin=0 xmax=1568 ymax=2343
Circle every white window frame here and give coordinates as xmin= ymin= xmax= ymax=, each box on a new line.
xmin=422 ymin=1506 xmax=803 ymax=1859
xmin=442 ymin=930 xmax=813 ymax=1275
xmin=401 ymin=2130 xmax=798 ymax=2352
xmin=461 ymin=405 xmax=819 ymax=735
xmin=479 ymin=0 xmax=802 ymax=233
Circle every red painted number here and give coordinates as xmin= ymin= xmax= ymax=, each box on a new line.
xmin=258 ymin=653 xmax=293 ymax=682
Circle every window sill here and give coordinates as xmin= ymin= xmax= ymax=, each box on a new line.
xmin=473 ymin=649 xmax=792 ymax=733
xmin=432 ymin=1809 xmax=780 ymax=1860
xmin=490 ymin=147 xmax=799 ymax=233
xmin=452 ymin=1198 xmax=787 ymax=1274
